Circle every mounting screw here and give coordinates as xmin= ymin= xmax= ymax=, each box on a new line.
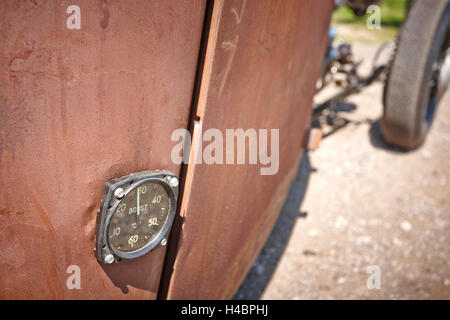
xmin=169 ymin=177 xmax=179 ymax=188
xmin=104 ymin=254 xmax=115 ymax=264
xmin=160 ymin=238 xmax=167 ymax=246
xmin=114 ymin=187 xmax=125 ymax=199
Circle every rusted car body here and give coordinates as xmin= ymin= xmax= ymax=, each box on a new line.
xmin=0 ymin=0 xmax=333 ymax=299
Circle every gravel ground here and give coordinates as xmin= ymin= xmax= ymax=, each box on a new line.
xmin=235 ymin=43 xmax=450 ymax=300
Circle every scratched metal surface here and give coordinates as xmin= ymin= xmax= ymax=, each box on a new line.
xmin=164 ymin=0 xmax=333 ymax=299
xmin=0 ymin=0 xmax=205 ymax=299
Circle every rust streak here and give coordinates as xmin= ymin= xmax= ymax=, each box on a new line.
xmin=100 ymin=7 xmax=111 ymax=29
xmin=43 ymin=232 xmax=64 ymax=299
xmin=20 ymin=179 xmax=55 ymax=236
xmin=19 ymin=179 xmax=63 ymax=298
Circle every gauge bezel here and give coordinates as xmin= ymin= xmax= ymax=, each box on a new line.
xmin=105 ymin=178 xmax=175 ymax=259
xmin=95 ymin=170 xmax=178 ymax=263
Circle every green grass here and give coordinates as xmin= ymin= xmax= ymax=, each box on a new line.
xmin=332 ymin=0 xmax=409 ymax=27
xmin=331 ymin=0 xmax=411 ymax=44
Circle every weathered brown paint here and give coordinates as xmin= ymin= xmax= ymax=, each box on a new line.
xmin=163 ymin=0 xmax=333 ymax=299
xmin=0 ymin=0 xmax=205 ymax=299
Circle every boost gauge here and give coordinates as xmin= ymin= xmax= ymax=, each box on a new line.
xmin=95 ymin=170 xmax=179 ymax=264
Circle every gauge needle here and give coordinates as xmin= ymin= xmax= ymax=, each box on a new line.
xmin=137 ymin=188 xmax=140 ymax=216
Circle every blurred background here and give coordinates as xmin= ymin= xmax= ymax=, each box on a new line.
xmin=333 ymin=0 xmax=410 ymax=43
xmin=235 ymin=0 xmax=450 ymax=299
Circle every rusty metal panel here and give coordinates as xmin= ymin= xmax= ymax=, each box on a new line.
xmin=164 ymin=0 xmax=333 ymax=299
xmin=0 ymin=0 xmax=205 ymax=299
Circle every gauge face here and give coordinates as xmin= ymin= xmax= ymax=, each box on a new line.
xmin=95 ymin=171 xmax=178 ymax=264
xmin=107 ymin=182 xmax=170 ymax=253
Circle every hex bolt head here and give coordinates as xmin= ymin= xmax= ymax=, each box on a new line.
xmin=160 ymin=238 xmax=167 ymax=246
xmin=114 ymin=187 xmax=125 ymax=199
xmin=169 ymin=177 xmax=179 ymax=188
xmin=104 ymin=254 xmax=115 ymax=264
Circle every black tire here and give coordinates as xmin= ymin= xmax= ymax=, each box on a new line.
xmin=382 ymin=0 xmax=450 ymax=150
